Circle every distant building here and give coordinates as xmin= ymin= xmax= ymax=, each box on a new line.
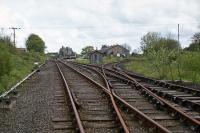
xmin=46 ymin=52 xmax=58 ymax=59
xmin=101 ymin=45 xmax=109 ymax=53
xmin=17 ymin=48 xmax=27 ymax=53
xmin=89 ymin=50 xmax=103 ymax=64
xmin=100 ymin=44 xmax=130 ymax=57
xmin=59 ymin=46 xmax=76 ymax=59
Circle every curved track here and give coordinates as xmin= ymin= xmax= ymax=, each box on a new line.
xmin=56 ymin=61 xmax=130 ymax=132
xmin=65 ymin=60 xmax=199 ymax=132
xmin=112 ymin=63 xmax=200 ymax=115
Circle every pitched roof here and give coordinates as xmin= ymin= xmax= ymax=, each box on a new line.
xmin=88 ymin=50 xmax=103 ymax=55
xmin=101 ymin=44 xmax=129 ymax=53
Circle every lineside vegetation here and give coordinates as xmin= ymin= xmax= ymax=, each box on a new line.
xmin=125 ymin=32 xmax=200 ymax=83
xmin=0 ymin=34 xmax=46 ymax=94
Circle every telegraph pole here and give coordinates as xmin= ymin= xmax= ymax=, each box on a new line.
xmin=9 ymin=27 xmax=20 ymax=47
xmin=177 ymin=24 xmax=182 ymax=81
xmin=178 ymin=24 xmax=180 ymax=47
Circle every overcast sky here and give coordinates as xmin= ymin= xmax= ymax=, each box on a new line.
xmin=0 ymin=0 xmax=200 ymax=53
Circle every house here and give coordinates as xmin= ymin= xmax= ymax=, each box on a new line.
xmin=59 ymin=46 xmax=76 ymax=59
xmin=17 ymin=48 xmax=27 ymax=53
xmin=89 ymin=50 xmax=103 ymax=64
xmin=100 ymin=44 xmax=130 ymax=57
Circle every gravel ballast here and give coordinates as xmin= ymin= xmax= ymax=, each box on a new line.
xmin=0 ymin=62 xmax=62 ymax=132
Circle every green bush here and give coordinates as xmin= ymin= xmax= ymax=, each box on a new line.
xmin=180 ymin=52 xmax=200 ymax=82
xmin=0 ymin=36 xmax=46 ymax=94
xmin=125 ymin=51 xmax=200 ymax=83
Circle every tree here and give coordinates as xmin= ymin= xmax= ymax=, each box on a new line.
xmin=81 ymin=46 xmax=94 ymax=58
xmin=141 ymin=32 xmax=180 ymax=53
xmin=181 ymin=52 xmax=200 ymax=82
xmin=140 ymin=32 xmax=182 ymax=80
xmin=141 ymin=32 xmax=160 ymax=53
xmin=122 ymin=43 xmax=131 ymax=51
xmin=185 ymin=32 xmax=200 ymax=51
xmin=192 ymin=32 xmax=200 ymax=43
xmin=26 ymin=34 xmax=45 ymax=53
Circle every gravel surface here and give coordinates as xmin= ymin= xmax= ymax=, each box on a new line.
xmin=0 ymin=61 xmax=60 ymax=133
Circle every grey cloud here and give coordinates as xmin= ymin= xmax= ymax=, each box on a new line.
xmin=0 ymin=0 xmax=199 ymax=53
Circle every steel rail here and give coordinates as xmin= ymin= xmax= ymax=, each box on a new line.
xmin=103 ymin=66 xmax=200 ymax=130
xmin=141 ymin=83 xmax=200 ymax=112
xmin=56 ymin=62 xmax=85 ymax=133
xmin=71 ymin=62 xmax=200 ymax=131
xmin=113 ymin=64 xmax=200 ymax=110
xmin=113 ymin=64 xmax=200 ymax=112
xmin=111 ymin=90 xmax=171 ymax=133
xmin=64 ymin=61 xmax=171 ymax=133
xmin=114 ymin=63 xmax=200 ymax=96
xmin=0 ymin=63 xmax=45 ymax=98
xmin=81 ymin=63 xmax=165 ymax=107
xmin=69 ymin=62 xmax=130 ymax=132
xmin=100 ymin=66 xmax=130 ymax=133
xmin=59 ymin=60 xmax=130 ymax=133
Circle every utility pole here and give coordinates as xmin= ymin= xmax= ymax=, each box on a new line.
xmin=177 ymin=24 xmax=182 ymax=82
xmin=178 ymin=24 xmax=180 ymax=47
xmin=9 ymin=27 xmax=20 ymax=47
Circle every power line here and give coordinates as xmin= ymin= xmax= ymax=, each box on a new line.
xmin=9 ymin=27 xmax=20 ymax=46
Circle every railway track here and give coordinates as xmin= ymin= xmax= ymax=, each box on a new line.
xmin=51 ymin=62 xmax=79 ymax=132
xmin=56 ymin=61 xmax=131 ymax=132
xmin=104 ymin=69 xmax=198 ymax=132
xmin=1 ymin=59 xmax=199 ymax=132
xmin=61 ymin=60 xmax=179 ymax=132
xmin=67 ymin=61 xmax=200 ymax=132
xmin=112 ymin=63 xmax=200 ymax=114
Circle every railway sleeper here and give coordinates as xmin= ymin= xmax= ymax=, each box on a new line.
xmin=147 ymin=86 xmax=200 ymax=112
xmin=110 ymin=80 xmax=198 ymax=132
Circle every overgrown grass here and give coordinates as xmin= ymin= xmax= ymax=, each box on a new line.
xmin=75 ymin=56 xmax=125 ymax=65
xmin=75 ymin=58 xmax=89 ymax=64
xmin=125 ymin=58 xmax=159 ymax=78
xmin=125 ymin=56 xmax=200 ymax=83
xmin=103 ymin=56 xmax=124 ymax=64
xmin=0 ymin=36 xmax=45 ymax=94
xmin=0 ymin=52 xmax=45 ymax=94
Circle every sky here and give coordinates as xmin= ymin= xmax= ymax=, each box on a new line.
xmin=0 ymin=0 xmax=200 ymax=53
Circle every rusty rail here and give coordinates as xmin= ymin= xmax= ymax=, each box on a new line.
xmin=113 ymin=64 xmax=200 ymax=112
xmin=64 ymin=61 xmax=171 ymax=133
xmin=114 ymin=63 xmax=200 ymax=96
xmin=59 ymin=60 xmax=130 ymax=132
xmin=56 ymin=62 xmax=85 ymax=133
xmin=71 ymin=61 xmax=200 ymax=131
xmin=103 ymin=65 xmax=200 ymax=131
xmin=101 ymin=66 xmax=130 ymax=133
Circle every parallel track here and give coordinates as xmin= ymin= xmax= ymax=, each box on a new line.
xmin=56 ymin=61 xmax=130 ymax=132
xmin=67 ymin=61 xmax=200 ymax=132
xmin=53 ymin=61 xmax=84 ymax=132
xmin=112 ymin=63 xmax=200 ymax=115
